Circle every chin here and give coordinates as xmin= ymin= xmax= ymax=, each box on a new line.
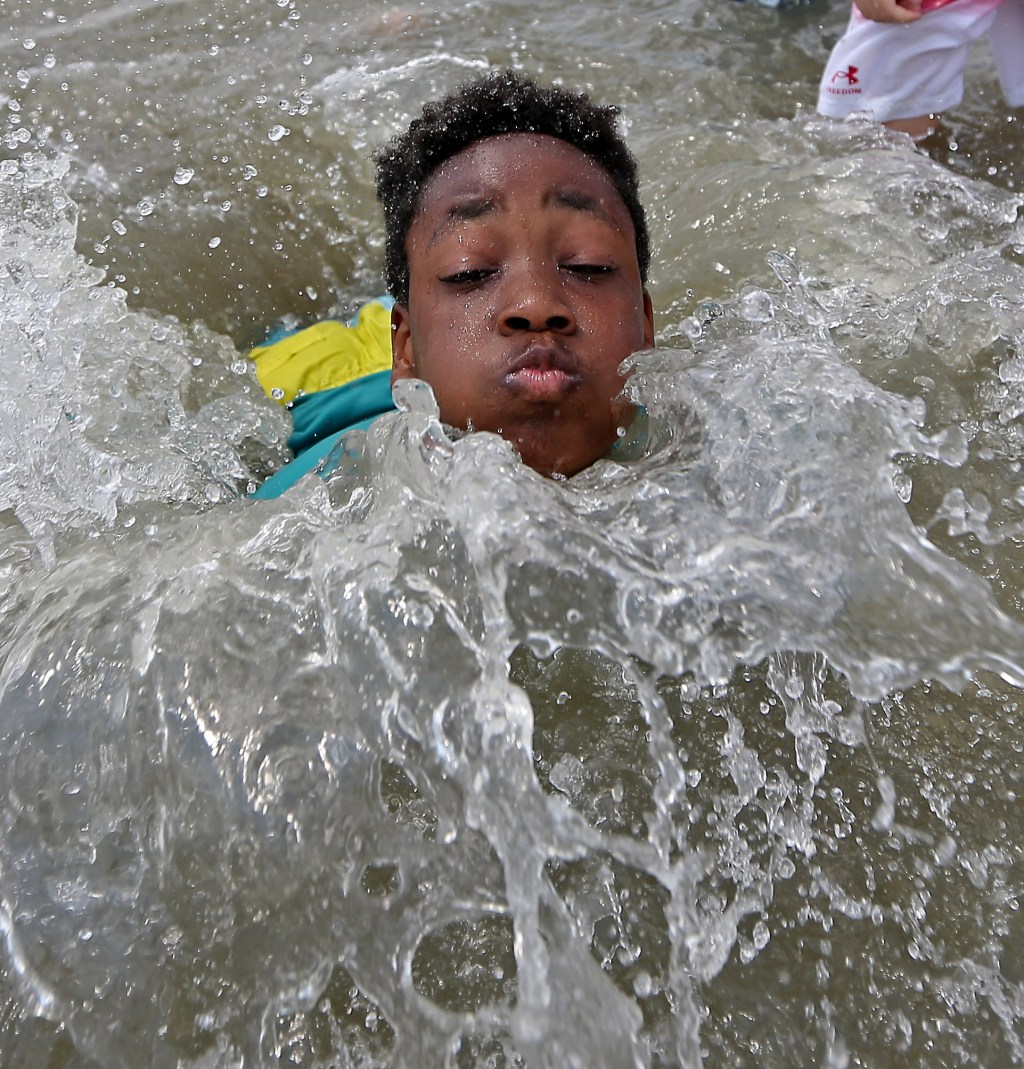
xmin=517 ymin=446 xmax=597 ymax=480
xmin=503 ymin=423 xmax=616 ymax=480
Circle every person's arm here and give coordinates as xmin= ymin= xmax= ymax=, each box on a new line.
xmin=854 ymin=0 xmax=923 ymax=22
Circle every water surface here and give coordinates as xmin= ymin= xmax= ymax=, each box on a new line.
xmin=2 ymin=2 xmax=1024 ymax=1066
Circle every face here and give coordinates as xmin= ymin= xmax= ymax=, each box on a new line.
xmin=390 ymin=133 xmax=655 ymax=478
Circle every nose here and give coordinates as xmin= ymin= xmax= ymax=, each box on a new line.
xmin=498 ymin=263 xmax=576 ymax=335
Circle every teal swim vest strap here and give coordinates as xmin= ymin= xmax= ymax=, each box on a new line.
xmin=252 ymin=369 xmax=395 ymax=500
xmin=287 ymin=369 xmax=395 ymax=455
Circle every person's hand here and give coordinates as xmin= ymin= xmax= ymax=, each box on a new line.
xmin=854 ymin=0 xmax=922 ymax=21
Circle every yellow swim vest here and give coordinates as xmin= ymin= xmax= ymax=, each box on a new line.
xmin=250 ymin=298 xmax=393 ymax=406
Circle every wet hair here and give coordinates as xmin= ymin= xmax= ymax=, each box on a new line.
xmin=373 ymin=69 xmax=650 ymax=304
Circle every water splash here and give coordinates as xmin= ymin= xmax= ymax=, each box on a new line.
xmin=3 ymin=110 xmax=1024 ymax=1069
xmin=0 ymin=153 xmax=288 ymax=560
xmin=1 ymin=290 xmax=1023 ymax=1066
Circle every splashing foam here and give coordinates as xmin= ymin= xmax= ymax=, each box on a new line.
xmin=2 ymin=150 xmax=1024 ymax=1067
xmin=0 ymin=154 xmax=288 ymax=561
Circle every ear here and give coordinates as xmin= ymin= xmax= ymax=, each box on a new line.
xmin=642 ymin=290 xmax=655 ymax=349
xmin=390 ymin=303 xmax=417 ymax=383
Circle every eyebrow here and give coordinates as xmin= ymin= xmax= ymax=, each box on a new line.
xmin=548 ymin=188 xmax=618 ymax=228
xmin=428 ymin=186 xmax=623 ymax=245
xmin=430 ymin=197 xmax=497 ymax=242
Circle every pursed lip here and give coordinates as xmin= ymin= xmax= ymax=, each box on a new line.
xmin=503 ymin=343 xmax=580 ymax=400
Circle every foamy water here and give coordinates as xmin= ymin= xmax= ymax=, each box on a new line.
xmin=2 ymin=3 xmax=1024 ymax=1067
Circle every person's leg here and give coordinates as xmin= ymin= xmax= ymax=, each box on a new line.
xmin=817 ymin=1 xmax=1003 ymax=138
xmin=988 ymin=0 xmax=1024 ymax=109
xmin=887 ymin=113 xmax=943 ymax=140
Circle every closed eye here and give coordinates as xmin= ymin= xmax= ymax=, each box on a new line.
xmin=562 ymin=263 xmax=616 ymax=278
xmin=439 ymin=268 xmax=496 ymax=285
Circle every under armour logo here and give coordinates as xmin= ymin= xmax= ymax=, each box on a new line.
xmin=831 ymin=65 xmax=859 ymax=86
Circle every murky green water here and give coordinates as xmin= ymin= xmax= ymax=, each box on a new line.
xmin=2 ymin=2 xmax=1024 ymax=1066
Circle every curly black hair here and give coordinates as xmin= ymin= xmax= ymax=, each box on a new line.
xmin=373 ymin=69 xmax=650 ymax=305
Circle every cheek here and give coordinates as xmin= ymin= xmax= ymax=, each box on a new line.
xmin=587 ymin=292 xmax=646 ymax=337
xmin=428 ymin=301 xmax=484 ymax=352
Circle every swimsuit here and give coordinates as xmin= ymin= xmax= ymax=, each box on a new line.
xmin=249 ymin=298 xmax=396 ymax=500
xmin=817 ymin=0 xmax=1024 ymax=124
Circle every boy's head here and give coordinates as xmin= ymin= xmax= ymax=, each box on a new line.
xmin=375 ymin=70 xmax=650 ymax=304
xmin=373 ymin=70 xmax=654 ymax=478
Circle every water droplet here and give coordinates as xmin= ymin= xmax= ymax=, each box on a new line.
xmin=207 ymin=236 xmax=221 ymax=249
xmin=934 ymin=835 xmax=958 ymax=866
xmin=549 ymin=755 xmax=585 ymax=798
xmin=241 ymin=165 xmax=258 ymax=180
xmin=137 ymin=198 xmax=155 ymax=217
xmin=892 ymin=470 xmax=912 ymax=503
xmin=43 ymin=54 xmax=56 ymax=68
xmin=632 ymin=972 xmax=653 ymax=998
xmin=111 ymin=219 xmax=126 ymax=235
xmin=270 ymin=387 xmax=285 ymax=401
xmin=767 ymin=250 xmax=800 ymax=287
xmin=739 ymin=287 xmax=774 ymax=323
xmin=301 ymin=53 xmax=313 ymax=65
xmin=823 ymin=1038 xmax=850 ymax=1069
xmin=796 ymin=733 xmax=826 ymax=781
xmin=173 ymin=166 xmax=195 ymax=186
xmin=438 ymin=820 xmax=457 ymax=845
xmin=679 ymin=677 xmax=701 ymax=702
xmin=268 ymin=124 xmax=289 ymax=142
xmin=22 ymin=39 xmax=37 ymax=50
xmin=999 ymin=357 xmax=1024 ymax=384
xmin=752 ymin=921 xmax=770 ymax=949
xmin=871 ymin=775 xmax=897 ymax=832
xmin=678 ymin=316 xmax=702 ymax=341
